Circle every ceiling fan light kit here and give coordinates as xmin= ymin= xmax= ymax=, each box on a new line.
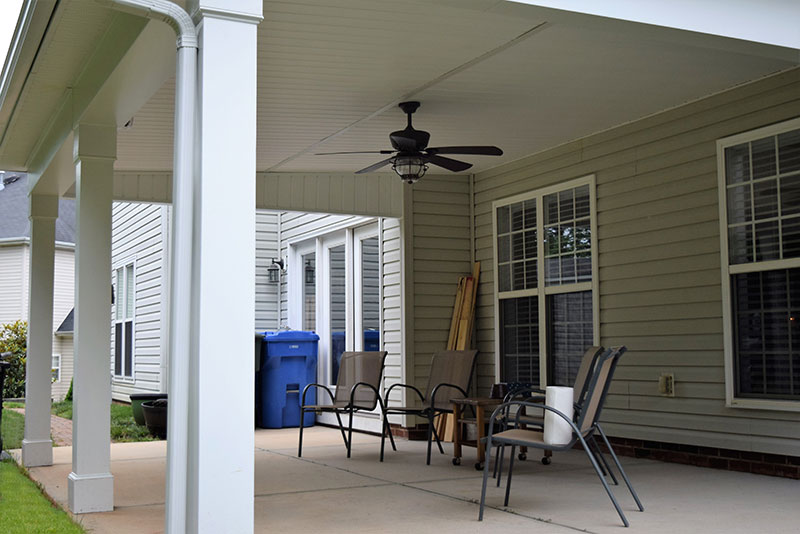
xmin=315 ymin=101 xmax=503 ymax=184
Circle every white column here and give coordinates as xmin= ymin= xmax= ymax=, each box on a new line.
xmin=185 ymin=2 xmax=261 ymax=533
xmin=68 ymin=123 xmax=115 ymax=514
xmin=22 ymin=194 xmax=59 ymax=467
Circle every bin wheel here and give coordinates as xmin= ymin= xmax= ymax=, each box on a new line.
xmin=474 ymin=462 xmax=483 ymax=471
xmin=518 ymin=453 xmax=527 ymax=461
xmin=541 ymin=456 xmax=551 ymax=465
xmin=452 ymin=457 xmax=461 ymax=466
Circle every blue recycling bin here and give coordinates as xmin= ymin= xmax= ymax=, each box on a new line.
xmin=259 ymin=331 xmax=319 ymax=428
xmin=363 ymin=329 xmax=380 ymax=351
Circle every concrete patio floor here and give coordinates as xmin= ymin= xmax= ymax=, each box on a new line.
xmin=10 ymin=426 xmax=800 ymax=533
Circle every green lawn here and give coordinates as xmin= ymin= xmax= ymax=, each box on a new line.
xmin=0 ymin=460 xmax=85 ymax=534
xmin=51 ymin=400 xmax=158 ymax=443
xmin=1 ymin=408 xmax=24 ymax=449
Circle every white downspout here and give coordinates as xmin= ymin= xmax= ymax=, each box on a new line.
xmin=95 ymin=2 xmax=196 ymax=533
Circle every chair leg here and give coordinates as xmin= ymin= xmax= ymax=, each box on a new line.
xmin=426 ymin=414 xmax=434 ymax=465
xmin=590 ymin=436 xmax=618 ymax=485
xmin=597 ymin=425 xmax=644 ymax=512
xmin=298 ymin=408 xmax=306 ymax=457
xmin=495 ymin=444 xmax=505 ymax=487
xmin=478 ymin=439 xmax=494 ymax=521
xmin=334 ymin=411 xmax=349 ymax=450
xmin=578 ymin=435 xmax=630 ymax=527
xmin=347 ymin=409 xmax=354 ymax=458
xmin=503 ymin=445 xmax=516 ymax=507
xmin=380 ymin=412 xmax=387 ymax=462
xmin=430 ymin=416 xmax=445 ymax=455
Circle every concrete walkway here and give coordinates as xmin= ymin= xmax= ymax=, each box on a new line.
xmin=10 ymin=426 xmax=800 ymax=533
xmin=10 ymin=407 xmax=73 ymax=446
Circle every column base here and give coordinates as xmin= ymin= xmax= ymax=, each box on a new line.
xmin=21 ymin=438 xmax=53 ymax=467
xmin=68 ymin=471 xmax=114 ymax=513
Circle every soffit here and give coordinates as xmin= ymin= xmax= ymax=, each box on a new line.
xmin=115 ymin=0 xmax=798 ymax=174
xmin=0 ymin=2 xmax=117 ymax=170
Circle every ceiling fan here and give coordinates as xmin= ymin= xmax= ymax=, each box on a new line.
xmin=315 ymin=101 xmax=503 ymax=184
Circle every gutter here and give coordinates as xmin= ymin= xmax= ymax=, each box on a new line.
xmin=94 ymin=2 xmax=195 ymax=533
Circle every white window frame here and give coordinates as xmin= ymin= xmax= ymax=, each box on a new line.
xmin=492 ymin=174 xmax=599 ymax=386
xmin=717 ymin=116 xmax=800 ymax=412
xmin=51 ymin=354 xmax=61 ymax=383
xmin=112 ymin=258 xmax=136 ymax=381
xmin=288 ymin=222 xmax=382 ymax=389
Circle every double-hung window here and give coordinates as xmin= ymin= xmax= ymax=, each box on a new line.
xmin=494 ymin=176 xmax=598 ymax=387
xmin=113 ymin=262 xmax=135 ymax=378
xmin=718 ymin=118 xmax=800 ymax=409
xmin=51 ymin=354 xmax=61 ymax=383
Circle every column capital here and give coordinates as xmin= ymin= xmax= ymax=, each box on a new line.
xmin=29 ymin=194 xmax=59 ymax=220
xmin=73 ymin=123 xmax=117 ymax=163
xmin=187 ymin=0 xmax=262 ymax=25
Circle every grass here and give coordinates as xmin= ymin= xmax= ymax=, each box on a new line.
xmin=4 ymin=401 xmax=24 ymax=409
xmin=1 ymin=409 xmax=25 ymax=449
xmin=0 ymin=460 xmax=85 ymax=534
xmin=51 ymin=400 xmax=158 ymax=443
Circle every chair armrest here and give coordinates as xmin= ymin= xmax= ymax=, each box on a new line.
xmin=503 ymin=387 xmax=545 ymax=402
xmin=384 ymin=383 xmax=425 ymax=405
xmin=349 ymin=381 xmax=381 ymax=409
xmin=485 ymin=400 xmax=581 ymax=441
xmin=302 ymin=383 xmax=335 ymax=407
xmin=430 ymin=382 xmax=468 ymax=409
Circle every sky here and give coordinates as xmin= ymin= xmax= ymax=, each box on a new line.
xmin=0 ymin=0 xmax=24 ymax=73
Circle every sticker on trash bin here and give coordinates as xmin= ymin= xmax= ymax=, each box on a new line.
xmin=289 ymin=344 xmax=299 ymax=349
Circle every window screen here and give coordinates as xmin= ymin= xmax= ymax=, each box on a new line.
xmin=500 ymin=296 xmax=539 ymax=384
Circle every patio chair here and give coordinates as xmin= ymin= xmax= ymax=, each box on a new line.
xmin=298 ymin=350 xmax=394 ymax=459
xmin=493 ymin=346 xmax=606 ymax=478
xmin=478 ymin=346 xmax=644 ymax=527
xmin=380 ymin=349 xmax=479 ymax=465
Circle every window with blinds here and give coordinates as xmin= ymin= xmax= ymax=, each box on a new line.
xmin=495 ymin=177 xmax=597 ymax=386
xmin=720 ymin=119 xmax=800 ymax=404
xmin=114 ymin=262 xmax=135 ymax=378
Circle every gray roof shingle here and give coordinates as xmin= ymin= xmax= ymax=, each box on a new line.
xmin=0 ymin=173 xmax=75 ymax=244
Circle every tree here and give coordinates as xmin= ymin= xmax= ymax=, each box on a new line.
xmin=1 ymin=320 xmax=27 ymax=399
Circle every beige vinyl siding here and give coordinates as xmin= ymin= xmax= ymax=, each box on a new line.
xmin=255 ymin=210 xmax=280 ymax=332
xmin=110 ymin=202 xmax=168 ymax=401
xmin=472 ymin=66 xmax=800 ymax=456
xmin=257 ymin=173 xmax=403 ymax=218
xmin=411 ymin=175 xmax=473 ymax=398
xmin=0 ymin=245 xmax=28 ymax=324
xmin=51 ymin=336 xmax=73 ymax=401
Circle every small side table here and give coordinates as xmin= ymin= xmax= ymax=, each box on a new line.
xmin=451 ymin=397 xmax=502 ymax=470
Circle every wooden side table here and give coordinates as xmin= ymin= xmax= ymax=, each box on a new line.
xmin=451 ymin=397 xmax=502 ymax=470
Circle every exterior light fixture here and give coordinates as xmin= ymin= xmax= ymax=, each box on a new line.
xmin=392 ymin=156 xmax=428 ymax=184
xmin=304 ymin=259 xmax=315 ymax=285
xmin=268 ymin=258 xmax=285 ymax=283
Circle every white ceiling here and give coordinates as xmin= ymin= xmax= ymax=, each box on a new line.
xmin=5 ymin=0 xmax=798 ymax=177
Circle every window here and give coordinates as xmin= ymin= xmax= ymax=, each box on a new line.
xmin=51 ymin=354 xmax=61 ymax=383
xmin=494 ymin=177 xmax=598 ymax=387
xmin=114 ymin=262 xmax=135 ymax=378
xmin=719 ymin=118 xmax=800 ymax=408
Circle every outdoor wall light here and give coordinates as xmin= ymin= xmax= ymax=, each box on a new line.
xmin=392 ymin=156 xmax=428 ymax=184
xmin=268 ymin=258 xmax=285 ymax=283
xmin=304 ymin=259 xmax=315 ymax=285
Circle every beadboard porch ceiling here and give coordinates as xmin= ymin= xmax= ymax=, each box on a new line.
xmin=1 ymin=0 xmax=798 ymax=178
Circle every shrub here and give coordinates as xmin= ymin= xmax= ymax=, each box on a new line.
xmin=0 ymin=321 xmax=27 ymax=399
xmin=65 ymin=378 xmax=73 ymax=401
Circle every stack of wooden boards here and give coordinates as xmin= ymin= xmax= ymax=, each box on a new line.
xmin=437 ymin=262 xmax=480 ymax=442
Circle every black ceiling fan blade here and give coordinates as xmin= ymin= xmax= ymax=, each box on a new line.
xmin=355 ymin=157 xmax=395 ymax=174
xmin=425 ymin=146 xmax=503 ymax=156
xmin=315 ymin=150 xmax=396 ymax=155
xmin=424 ymin=155 xmax=473 ymax=173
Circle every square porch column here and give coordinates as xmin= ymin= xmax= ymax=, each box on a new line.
xmin=68 ymin=123 xmax=115 ymax=514
xmin=184 ymin=2 xmax=261 ymax=533
xmin=22 ymin=194 xmax=59 ymax=467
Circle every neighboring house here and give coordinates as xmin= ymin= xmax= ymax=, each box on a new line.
xmin=0 ymin=173 xmax=75 ymax=401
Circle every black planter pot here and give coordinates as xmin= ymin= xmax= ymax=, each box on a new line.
xmin=141 ymin=399 xmax=168 ymax=439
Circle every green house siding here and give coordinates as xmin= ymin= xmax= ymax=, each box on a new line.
xmin=472 ymin=67 xmax=800 ymax=456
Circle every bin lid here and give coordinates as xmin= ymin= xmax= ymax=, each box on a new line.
xmin=264 ymin=330 xmax=320 ymax=341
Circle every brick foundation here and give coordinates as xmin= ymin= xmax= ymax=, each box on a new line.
xmin=598 ymin=437 xmax=800 ymax=480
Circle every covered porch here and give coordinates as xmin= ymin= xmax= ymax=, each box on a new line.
xmin=10 ymin=426 xmax=800 ymax=533
xmin=2 ymin=0 xmax=800 ymax=532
